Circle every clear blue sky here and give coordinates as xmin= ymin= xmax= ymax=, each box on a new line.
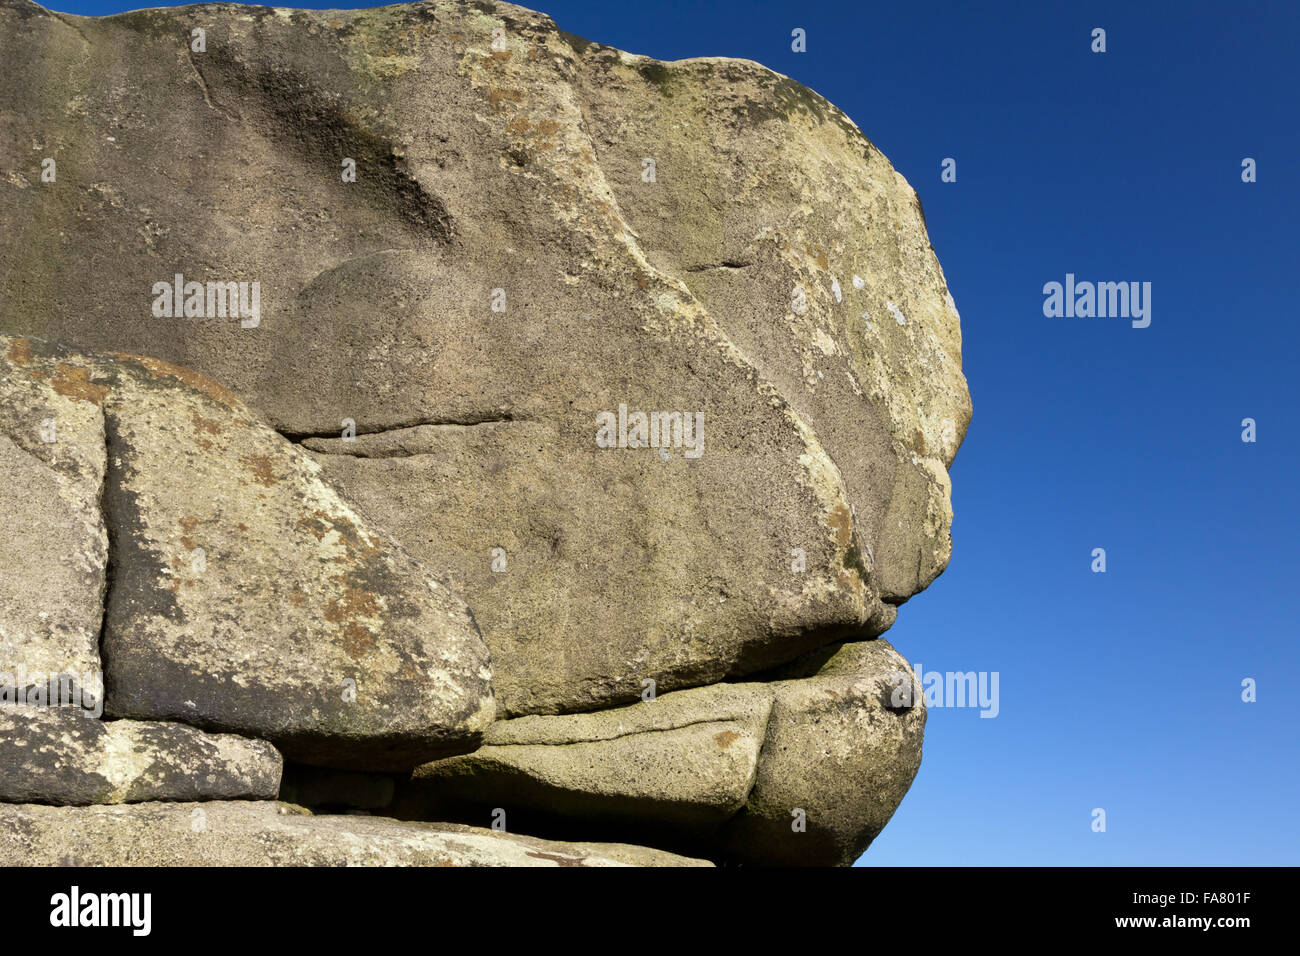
xmin=42 ymin=0 xmax=1300 ymax=865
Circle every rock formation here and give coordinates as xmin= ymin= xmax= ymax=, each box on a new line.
xmin=0 ymin=0 xmax=970 ymax=865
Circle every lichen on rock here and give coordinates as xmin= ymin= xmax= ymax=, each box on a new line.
xmin=0 ymin=0 xmax=970 ymax=866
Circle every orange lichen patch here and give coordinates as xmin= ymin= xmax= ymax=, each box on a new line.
xmin=490 ymin=49 xmax=512 ymax=63
xmin=332 ymin=514 xmax=379 ymax=559
xmin=807 ymin=245 xmax=829 ymax=271
xmin=49 ymin=364 xmax=108 ymax=405
xmin=164 ymin=554 xmax=192 ymax=595
xmin=397 ymin=660 xmax=422 ymax=683
xmin=585 ymin=196 xmax=620 ymax=230
xmin=190 ymin=412 xmax=224 ymax=452
xmin=111 ymin=352 xmax=240 ymax=407
xmin=168 ymin=575 xmax=199 ymax=595
xmin=298 ymin=512 xmax=329 ymax=541
xmin=319 ymin=509 xmax=391 ymax=661
xmin=912 ymin=427 xmax=928 ymax=455
xmin=511 ymin=117 xmax=564 ymax=151
xmin=325 ymin=582 xmax=383 ymax=660
xmin=297 ymin=509 xmax=376 ymax=552
xmin=524 ymin=850 xmax=585 ymax=867
xmin=827 ymin=502 xmax=853 ymax=550
xmin=240 ymin=454 xmax=278 ymax=488
xmin=502 ymin=114 xmax=563 ymax=145
xmin=633 ymin=270 xmax=649 ymax=291
xmin=190 ymin=412 xmax=225 ymax=436
xmin=713 ymin=730 xmax=741 ymax=749
xmin=487 ymin=87 xmax=524 ymax=111
xmin=179 ymin=515 xmax=200 ymax=551
xmin=324 ymin=583 xmax=382 ymax=622
xmin=338 ymin=622 xmax=377 ymax=660
xmin=6 ymin=337 xmax=32 ymax=365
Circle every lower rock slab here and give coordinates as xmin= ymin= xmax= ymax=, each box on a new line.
xmin=0 ymin=801 xmax=713 ymax=866
xmin=0 ymin=709 xmax=282 ymax=805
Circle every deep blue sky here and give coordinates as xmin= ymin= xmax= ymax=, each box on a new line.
xmin=42 ymin=0 xmax=1300 ymax=865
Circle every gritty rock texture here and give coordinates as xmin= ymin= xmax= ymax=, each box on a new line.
xmin=0 ymin=708 xmax=283 ymax=805
xmin=403 ymin=638 xmax=924 ymax=865
xmin=0 ymin=0 xmax=969 ymax=722
xmin=402 ymin=683 xmax=771 ymax=839
xmin=0 ymin=341 xmax=108 ymax=689
xmin=1 ymin=334 xmax=494 ymax=770
xmin=0 ymin=801 xmax=712 ymax=866
xmin=0 ymin=0 xmax=971 ymax=864
xmin=569 ymin=47 xmax=968 ymax=603
xmin=718 ymin=639 xmax=926 ymax=866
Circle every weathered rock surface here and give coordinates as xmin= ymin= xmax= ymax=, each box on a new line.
xmin=0 ymin=708 xmax=282 ymax=805
xmin=0 ymin=0 xmax=972 ymax=864
xmin=1 ymin=334 xmax=494 ymax=770
xmin=718 ymin=639 xmax=926 ymax=866
xmin=0 ymin=344 xmax=108 ymax=692
xmin=0 ymin=801 xmax=712 ymax=866
xmin=402 ymin=683 xmax=771 ymax=837
xmin=404 ymin=638 xmax=924 ymax=865
xmin=568 ymin=45 xmax=969 ymax=604
xmin=0 ymin=0 xmax=969 ymax=722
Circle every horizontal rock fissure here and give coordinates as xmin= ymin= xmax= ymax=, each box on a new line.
xmin=484 ymin=713 xmax=768 ymax=749
xmin=684 ymin=260 xmax=754 ymax=272
xmin=276 ymin=415 xmax=520 ymax=445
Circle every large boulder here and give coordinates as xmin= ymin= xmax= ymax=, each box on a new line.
xmin=0 ymin=334 xmax=494 ymax=770
xmin=0 ymin=0 xmax=972 ymax=864
xmin=0 ymin=0 xmax=969 ymax=721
